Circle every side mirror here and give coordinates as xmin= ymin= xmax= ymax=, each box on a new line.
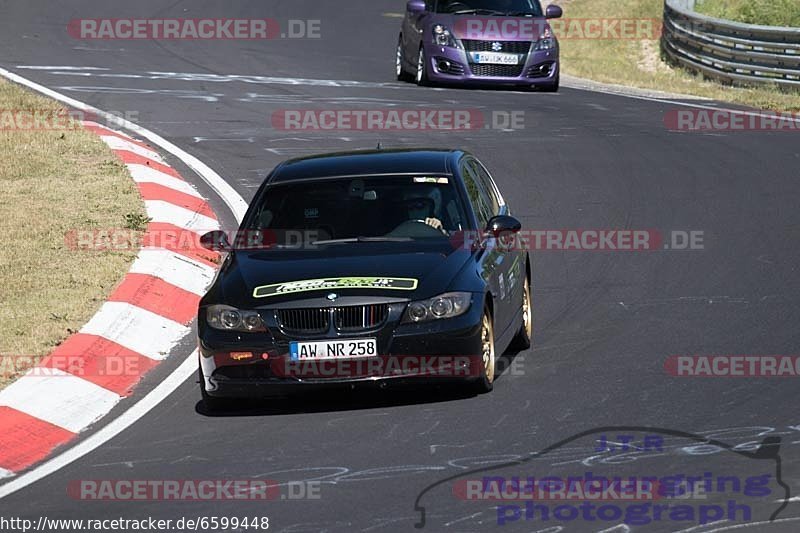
xmin=200 ymin=230 xmax=232 ymax=252
xmin=486 ymin=215 xmax=522 ymax=237
xmin=545 ymin=4 xmax=563 ymax=18
xmin=407 ymin=0 xmax=426 ymax=13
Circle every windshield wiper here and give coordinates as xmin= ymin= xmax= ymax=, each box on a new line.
xmin=504 ymin=11 xmax=538 ymax=16
xmin=451 ymin=8 xmax=505 ymax=15
xmin=312 ymin=236 xmax=413 ymax=245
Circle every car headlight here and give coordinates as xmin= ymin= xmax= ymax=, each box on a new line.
xmin=402 ymin=292 xmax=472 ymax=323
xmin=535 ymin=27 xmax=557 ymax=50
xmin=432 ymin=24 xmax=460 ymax=48
xmin=207 ymin=305 xmax=267 ymax=332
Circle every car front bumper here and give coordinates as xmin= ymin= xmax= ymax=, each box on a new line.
xmin=199 ymin=296 xmax=485 ymax=398
xmin=423 ymin=43 xmax=559 ymax=86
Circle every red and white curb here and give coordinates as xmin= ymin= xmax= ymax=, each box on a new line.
xmin=0 ymin=122 xmax=221 ymax=479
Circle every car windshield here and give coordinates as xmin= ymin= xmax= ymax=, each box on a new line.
xmin=242 ymin=175 xmax=468 ymax=249
xmin=434 ymin=0 xmax=543 ymax=16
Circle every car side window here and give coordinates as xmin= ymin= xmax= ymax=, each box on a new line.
xmin=467 ymin=160 xmax=502 ymax=216
xmin=460 ymin=159 xmax=493 ymax=229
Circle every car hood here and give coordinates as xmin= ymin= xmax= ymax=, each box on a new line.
xmin=430 ymin=13 xmax=550 ymax=42
xmin=211 ymin=241 xmax=474 ymax=308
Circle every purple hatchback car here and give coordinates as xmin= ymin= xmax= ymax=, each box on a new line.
xmin=396 ymin=0 xmax=563 ymax=91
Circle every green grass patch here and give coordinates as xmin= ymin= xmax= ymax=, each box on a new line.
xmin=0 ymin=79 xmax=145 ymax=388
xmin=695 ymin=0 xmax=800 ymax=27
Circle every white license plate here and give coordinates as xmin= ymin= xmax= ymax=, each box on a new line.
xmin=289 ymin=339 xmax=378 ymax=360
xmin=470 ymin=52 xmax=521 ymax=65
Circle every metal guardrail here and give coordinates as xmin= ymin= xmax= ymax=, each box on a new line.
xmin=662 ymin=0 xmax=800 ymax=89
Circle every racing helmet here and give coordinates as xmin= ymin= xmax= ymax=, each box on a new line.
xmin=401 ymin=185 xmax=443 ymax=220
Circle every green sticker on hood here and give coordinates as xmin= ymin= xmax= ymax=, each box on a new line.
xmin=253 ymin=277 xmax=419 ymax=299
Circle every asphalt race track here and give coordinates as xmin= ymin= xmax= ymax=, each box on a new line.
xmin=1 ymin=1 xmax=800 ymax=532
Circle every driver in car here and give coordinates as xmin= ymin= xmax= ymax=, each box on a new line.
xmin=403 ymin=187 xmax=444 ymax=231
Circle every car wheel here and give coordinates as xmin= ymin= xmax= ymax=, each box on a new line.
xmin=199 ymin=366 xmax=228 ymax=412
xmin=416 ymin=46 xmax=429 ymax=86
xmin=396 ymin=36 xmax=413 ymax=82
xmin=511 ymin=275 xmax=532 ymax=350
xmin=541 ymin=74 xmax=559 ymax=92
xmin=472 ymin=308 xmax=496 ymax=393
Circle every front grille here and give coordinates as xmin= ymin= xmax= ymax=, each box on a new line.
xmin=276 ymin=304 xmax=390 ymax=334
xmin=462 ymin=40 xmax=532 ymax=54
xmin=469 ymin=64 xmax=525 ymax=77
xmin=334 ymin=304 xmax=389 ymax=332
xmin=277 ymin=308 xmax=329 ymax=335
xmin=463 ymin=40 xmax=530 ymax=77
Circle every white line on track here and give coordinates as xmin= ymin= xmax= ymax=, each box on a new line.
xmin=144 ymin=200 xmax=220 ymax=232
xmin=16 ymin=66 xmax=110 ymax=71
xmin=0 ymin=66 xmax=247 ymax=499
xmin=129 ymin=250 xmax=217 ymax=296
xmin=0 ymin=352 xmax=199 ymax=499
xmin=127 ymin=164 xmax=205 ymax=198
xmin=599 ymin=91 xmax=800 ymax=125
xmin=100 ymin=135 xmax=164 ymax=161
xmin=0 ymin=60 xmax=789 ymax=500
xmin=79 ymin=302 xmax=190 ymax=361
xmin=18 ymin=65 xmax=796 ymax=126
xmin=0 ymin=369 xmax=121 ymax=433
xmin=0 ymin=66 xmax=248 ymax=221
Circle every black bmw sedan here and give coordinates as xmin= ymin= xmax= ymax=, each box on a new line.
xmin=197 ymin=149 xmax=531 ymax=407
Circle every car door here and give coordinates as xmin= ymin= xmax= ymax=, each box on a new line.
xmin=466 ymin=157 xmax=522 ymax=339
xmin=459 ymin=157 xmax=511 ymax=336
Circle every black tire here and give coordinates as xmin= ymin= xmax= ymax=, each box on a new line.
xmin=396 ymin=36 xmax=413 ymax=82
xmin=510 ymin=275 xmax=533 ymax=350
xmin=416 ymin=46 xmax=429 ymax=86
xmin=471 ymin=308 xmax=496 ymax=393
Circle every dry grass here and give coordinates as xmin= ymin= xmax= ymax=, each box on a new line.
xmin=0 ymin=78 xmax=144 ymax=388
xmin=556 ymin=0 xmax=800 ymax=112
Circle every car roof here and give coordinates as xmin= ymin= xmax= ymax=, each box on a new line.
xmin=268 ymin=149 xmax=463 ymax=183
